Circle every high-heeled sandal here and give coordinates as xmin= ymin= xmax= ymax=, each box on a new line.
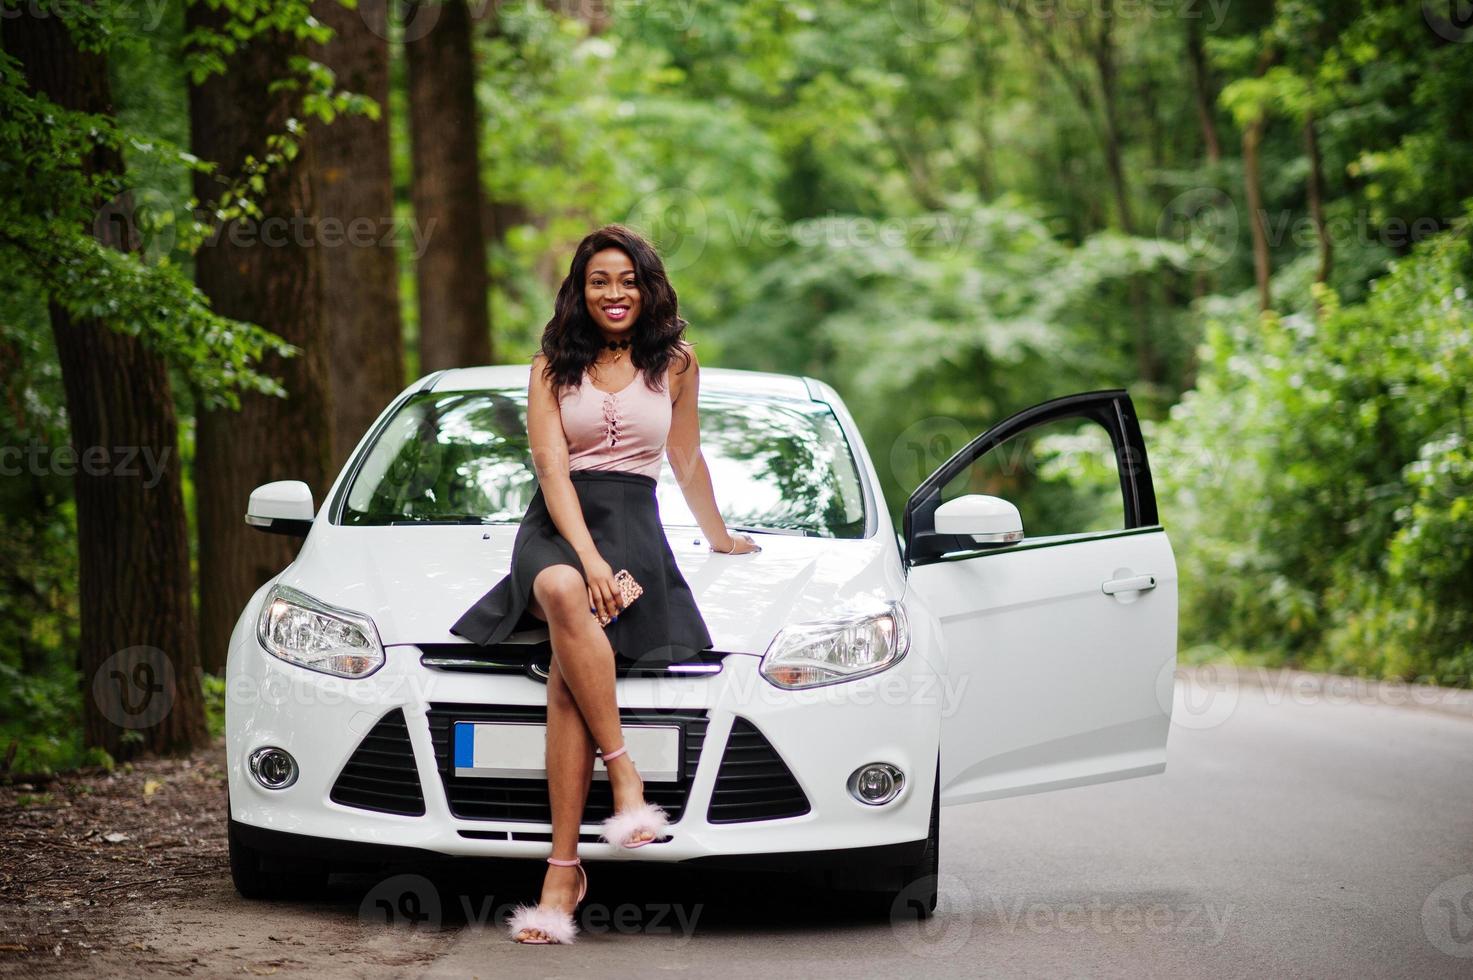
xmin=506 ymin=856 xmax=588 ymax=944
xmin=598 ymin=744 xmax=671 ymax=849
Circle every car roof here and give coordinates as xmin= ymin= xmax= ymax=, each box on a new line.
xmin=427 ymin=364 xmax=820 ymax=402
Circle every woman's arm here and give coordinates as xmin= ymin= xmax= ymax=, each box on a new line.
xmin=526 ymin=354 xmax=622 ymax=621
xmin=665 ymin=343 xmax=757 ymax=555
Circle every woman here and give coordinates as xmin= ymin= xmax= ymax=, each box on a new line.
xmin=448 ymin=224 xmax=760 ymax=944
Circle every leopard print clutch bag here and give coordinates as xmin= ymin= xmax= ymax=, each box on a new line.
xmin=594 ymin=568 xmax=643 ymax=626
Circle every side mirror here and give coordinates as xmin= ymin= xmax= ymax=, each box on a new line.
xmin=246 ymin=480 xmax=315 ymax=537
xmin=933 ymin=494 xmax=1023 ymax=546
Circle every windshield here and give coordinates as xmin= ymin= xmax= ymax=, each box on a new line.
xmin=338 ymin=387 xmax=868 ymax=537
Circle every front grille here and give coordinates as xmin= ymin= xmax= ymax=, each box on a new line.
xmin=707 ymin=716 xmax=810 ymax=823
xmin=415 ymin=642 xmax=727 ymax=677
xmin=426 ymin=703 xmax=708 ymax=824
xmin=329 ymin=708 xmax=426 ymax=816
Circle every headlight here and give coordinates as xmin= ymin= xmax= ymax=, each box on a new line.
xmin=759 ymin=599 xmax=909 ymax=689
xmin=255 ymin=584 xmax=385 ymax=678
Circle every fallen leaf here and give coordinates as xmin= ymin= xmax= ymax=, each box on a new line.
xmin=143 ymin=779 xmax=162 ymax=797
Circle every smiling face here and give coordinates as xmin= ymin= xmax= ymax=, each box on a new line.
xmin=584 ymin=247 xmax=642 ymax=338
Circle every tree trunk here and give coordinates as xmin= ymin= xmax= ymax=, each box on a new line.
xmin=188 ymin=4 xmax=333 ymax=672
xmin=1087 ymin=7 xmax=1156 ymax=383
xmin=1243 ymin=112 xmax=1272 ymax=312
xmin=1090 ymin=9 xmax=1134 ymax=234
xmin=1186 ymin=16 xmax=1222 ymax=164
xmin=1242 ymin=47 xmax=1276 ymax=314
xmin=1304 ymin=109 xmax=1332 ymax=286
xmin=404 ymin=0 xmax=492 ymax=373
xmin=3 ymin=12 xmax=208 ymax=758
xmin=311 ymin=0 xmax=405 ymax=472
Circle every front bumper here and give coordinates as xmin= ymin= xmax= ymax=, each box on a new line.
xmin=226 ymin=621 xmax=941 ymax=866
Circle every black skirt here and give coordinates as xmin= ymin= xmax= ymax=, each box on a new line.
xmin=448 ymin=469 xmax=714 ymax=669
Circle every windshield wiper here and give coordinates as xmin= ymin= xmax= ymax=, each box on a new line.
xmin=693 ymin=523 xmax=813 ymax=537
xmin=388 ymin=515 xmax=503 ymax=526
xmin=668 ymin=524 xmax=818 ymax=539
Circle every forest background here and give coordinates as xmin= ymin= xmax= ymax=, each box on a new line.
xmin=2 ymin=0 xmax=1470 ymax=773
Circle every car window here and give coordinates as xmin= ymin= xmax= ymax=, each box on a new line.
xmin=939 ymin=415 xmax=1123 ymax=539
xmin=339 ymin=387 xmax=867 ymax=537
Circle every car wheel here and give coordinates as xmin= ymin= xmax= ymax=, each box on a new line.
xmin=227 ymin=791 xmax=330 ymax=901
xmin=830 ymin=758 xmax=940 ymax=920
xmin=888 ymin=760 xmax=940 ymax=919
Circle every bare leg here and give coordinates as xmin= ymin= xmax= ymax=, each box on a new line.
xmin=512 ymin=642 xmax=593 ymax=942
xmin=531 ymin=565 xmax=657 ymax=839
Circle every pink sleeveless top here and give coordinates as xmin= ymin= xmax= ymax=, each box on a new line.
xmin=558 ymin=365 xmax=672 ymax=480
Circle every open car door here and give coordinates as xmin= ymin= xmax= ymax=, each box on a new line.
xmin=903 ymin=390 xmax=1177 ymax=806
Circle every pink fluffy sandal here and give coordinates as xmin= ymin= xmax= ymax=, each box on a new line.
xmin=507 ymin=856 xmax=587 ymax=944
xmin=598 ymin=744 xmax=671 ymax=849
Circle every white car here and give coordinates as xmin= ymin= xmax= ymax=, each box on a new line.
xmin=226 ymin=365 xmax=1177 ymax=915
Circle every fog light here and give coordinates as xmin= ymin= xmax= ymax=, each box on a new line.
xmin=848 ymin=762 xmax=904 ymax=805
xmin=249 ymin=746 xmax=299 ymax=790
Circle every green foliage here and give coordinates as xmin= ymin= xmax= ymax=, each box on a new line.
xmin=0 ymin=659 xmax=113 ymax=778
xmin=1156 ymin=223 xmax=1473 ymax=683
xmin=202 ymin=671 xmax=227 ymax=739
xmin=4 ymin=0 xmax=1473 ymax=794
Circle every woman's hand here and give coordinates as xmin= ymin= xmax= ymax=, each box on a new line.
xmin=582 ymin=554 xmax=624 ymax=623
xmin=710 ymin=531 xmax=761 ymax=556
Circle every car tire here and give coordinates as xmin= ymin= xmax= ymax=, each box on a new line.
xmin=227 ymin=791 xmax=330 ymax=901
xmin=830 ymin=758 xmax=940 ymax=920
xmin=887 ymin=759 xmax=940 ymax=919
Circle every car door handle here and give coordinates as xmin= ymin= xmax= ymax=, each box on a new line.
xmin=1102 ymin=574 xmax=1156 ymax=595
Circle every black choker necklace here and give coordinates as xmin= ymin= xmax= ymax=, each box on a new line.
xmin=603 ymin=338 xmax=631 ymax=350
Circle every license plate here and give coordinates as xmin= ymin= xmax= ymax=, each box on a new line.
xmin=453 ymin=721 xmax=682 ymax=781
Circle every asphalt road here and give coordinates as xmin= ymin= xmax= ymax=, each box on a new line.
xmin=414 ymin=667 xmax=1473 ymax=979
xmin=60 ymin=667 xmax=1473 ymax=979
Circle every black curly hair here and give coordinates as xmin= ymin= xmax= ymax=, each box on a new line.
xmin=536 ymin=223 xmax=694 ymax=396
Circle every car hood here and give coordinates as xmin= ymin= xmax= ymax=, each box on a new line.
xmin=272 ymin=522 xmax=905 ymax=655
